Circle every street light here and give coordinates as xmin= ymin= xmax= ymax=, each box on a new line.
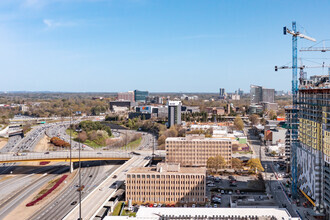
xmin=69 ymin=110 xmax=73 ymax=173
xmin=76 ymin=128 xmax=82 ymax=220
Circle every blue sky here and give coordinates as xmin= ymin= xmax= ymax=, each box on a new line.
xmin=0 ymin=0 xmax=329 ymax=93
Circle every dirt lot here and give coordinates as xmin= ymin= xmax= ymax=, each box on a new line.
xmin=4 ymin=170 xmax=77 ymax=220
xmin=34 ymin=135 xmax=53 ymax=152
xmin=0 ymin=138 xmax=8 ymax=150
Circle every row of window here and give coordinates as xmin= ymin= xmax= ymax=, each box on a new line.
xmin=127 ymin=174 xmax=205 ymax=179
xmin=127 ymin=191 xmax=204 ymax=196
xmin=127 ymin=196 xmax=204 ymax=203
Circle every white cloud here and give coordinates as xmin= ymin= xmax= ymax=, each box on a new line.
xmin=43 ymin=19 xmax=76 ymax=28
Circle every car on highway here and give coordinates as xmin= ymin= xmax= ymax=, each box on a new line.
xmin=113 ymin=175 xmax=117 ymax=178
xmin=131 ymin=151 xmax=141 ymax=155
xmin=44 ymin=152 xmax=50 ymax=154
xmin=71 ymin=201 xmax=77 ymax=205
xmin=97 ymin=152 xmax=102 ymax=155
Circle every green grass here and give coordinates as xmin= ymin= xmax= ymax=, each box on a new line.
xmin=122 ymin=210 xmax=136 ymax=217
xmin=66 ymin=129 xmax=106 ymax=148
xmin=112 ymin=202 xmax=124 ymax=216
xmin=121 ymin=137 xmax=142 ymax=151
xmin=65 ymin=129 xmax=78 ymax=138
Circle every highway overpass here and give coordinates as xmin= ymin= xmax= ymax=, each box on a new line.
xmin=0 ymin=151 xmax=132 ymax=163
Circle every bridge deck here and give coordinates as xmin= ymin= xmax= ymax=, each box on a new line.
xmin=0 ymin=151 xmax=132 ymax=163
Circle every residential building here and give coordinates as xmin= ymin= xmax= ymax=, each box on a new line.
xmin=126 ymin=163 xmax=206 ymax=205
xmin=205 ymin=107 xmax=225 ymax=115
xmin=262 ymin=88 xmax=275 ymax=103
xmin=165 ymin=135 xmax=232 ymax=167
xmin=219 ymin=88 xmax=226 ymax=99
xmin=231 ymin=94 xmax=240 ymax=100
xmin=285 ymin=106 xmax=299 ymax=170
xmin=134 ymin=90 xmax=149 ymax=103
xmin=167 ymin=100 xmax=181 ymax=128
xmin=250 ymin=85 xmax=275 ymax=104
xmin=118 ymin=91 xmax=135 ymax=102
xmin=297 ymin=75 xmax=330 ymax=217
xmin=250 ymin=85 xmax=263 ymax=104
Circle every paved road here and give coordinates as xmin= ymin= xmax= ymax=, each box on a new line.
xmin=246 ymin=128 xmax=299 ymax=218
xmin=0 ymin=166 xmax=69 ymax=219
xmin=0 ymin=151 xmax=131 ymax=163
xmin=29 ymin=161 xmax=118 ymax=220
xmin=64 ymin=157 xmax=150 ymax=220
xmin=0 ymin=165 xmax=66 ymax=204
xmin=45 ymin=122 xmax=94 ymax=151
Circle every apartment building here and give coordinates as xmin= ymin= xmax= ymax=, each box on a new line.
xmin=165 ymin=135 xmax=232 ymax=167
xmin=285 ymin=106 xmax=298 ymax=171
xmin=167 ymin=100 xmax=181 ymax=128
xmin=126 ymin=163 xmax=206 ymax=204
xmin=297 ymin=75 xmax=330 ymax=216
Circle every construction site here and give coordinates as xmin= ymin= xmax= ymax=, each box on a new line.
xmin=277 ymin=22 xmax=330 ymax=219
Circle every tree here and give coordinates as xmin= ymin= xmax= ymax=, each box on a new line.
xmin=207 ymin=157 xmax=216 ymax=172
xmin=269 ymin=110 xmax=277 ymax=120
xmin=231 ymin=158 xmax=243 ymax=169
xmin=246 ymin=158 xmax=264 ymax=173
xmin=249 ymin=114 xmax=259 ymax=125
xmin=78 ymin=131 xmax=88 ymax=142
xmin=214 ymin=155 xmax=226 ymax=173
xmin=270 ymin=151 xmax=277 ymax=157
xmin=234 ymin=116 xmax=244 ymax=131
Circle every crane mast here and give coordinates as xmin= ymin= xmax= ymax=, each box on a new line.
xmin=283 ymin=21 xmax=316 ymax=199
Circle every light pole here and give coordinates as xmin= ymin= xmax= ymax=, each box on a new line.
xmin=69 ymin=110 xmax=73 ymax=173
xmin=78 ymin=139 xmax=82 ymax=220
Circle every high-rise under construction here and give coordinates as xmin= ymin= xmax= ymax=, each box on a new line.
xmin=297 ymin=75 xmax=330 ymax=216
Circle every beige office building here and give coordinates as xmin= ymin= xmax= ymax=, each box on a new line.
xmin=165 ymin=135 xmax=232 ymax=167
xmin=126 ymin=163 xmax=206 ymax=204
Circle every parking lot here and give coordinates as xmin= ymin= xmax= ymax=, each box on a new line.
xmin=206 ymin=173 xmax=268 ymax=207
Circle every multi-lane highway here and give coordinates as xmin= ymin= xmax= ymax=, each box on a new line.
xmin=45 ymin=122 xmax=94 ymax=151
xmin=64 ymin=156 xmax=150 ymax=220
xmin=0 ymin=165 xmax=69 ymax=219
xmin=0 ymin=119 xmax=158 ymax=220
xmin=28 ymin=161 xmax=122 ymax=220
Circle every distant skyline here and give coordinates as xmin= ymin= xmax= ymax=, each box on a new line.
xmin=0 ymin=0 xmax=329 ymax=93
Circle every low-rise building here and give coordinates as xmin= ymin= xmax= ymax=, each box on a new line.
xmin=126 ymin=163 xmax=206 ymax=205
xmin=165 ymin=135 xmax=232 ymax=167
xmin=109 ymin=101 xmax=131 ymax=112
xmin=118 ymin=91 xmax=135 ymax=102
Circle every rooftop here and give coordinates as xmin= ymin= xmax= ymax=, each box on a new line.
xmin=104 ymin=207 xmax=299 ymax=220
xmin=127 ymin=163 xmax=206 ymax=174
xmin=166 ymin=136 xmax=232 ymax=142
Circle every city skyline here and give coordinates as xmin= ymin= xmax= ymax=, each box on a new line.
xmin=1 ymin=0 xmax=329 ymax=92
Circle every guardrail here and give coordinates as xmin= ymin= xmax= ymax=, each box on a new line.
xmin=0 ymin=151 xmax=132 ymax=162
